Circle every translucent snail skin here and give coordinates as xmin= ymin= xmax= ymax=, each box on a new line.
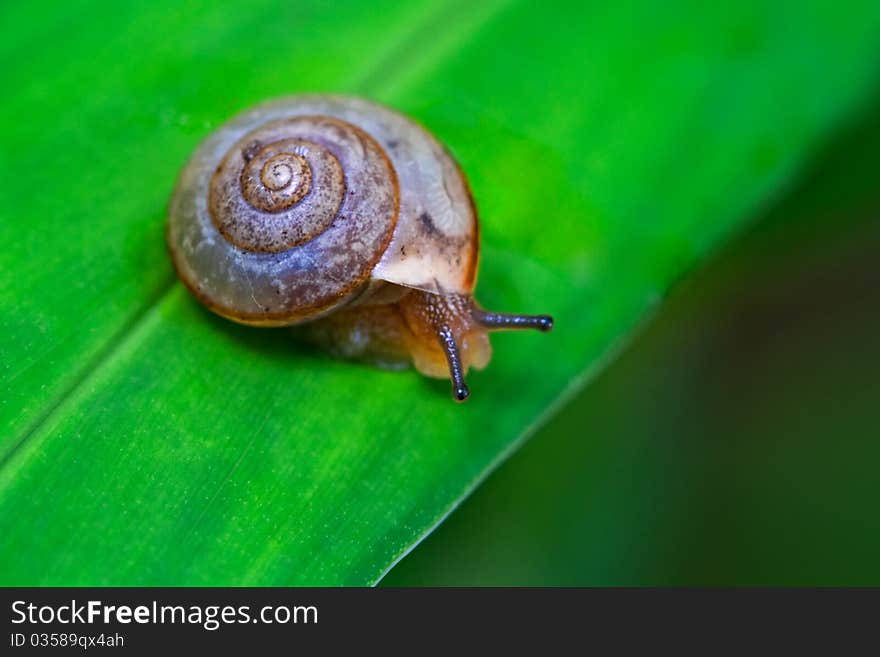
xmin=167 ymin=95 xmax=552 ymax=401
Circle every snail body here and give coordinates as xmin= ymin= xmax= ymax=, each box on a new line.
xmin=168 ymin=95 xmax=552 ymax=400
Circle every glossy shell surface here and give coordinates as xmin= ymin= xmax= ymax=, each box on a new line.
xmin=167 ymin=95 xmax=478 ymax=326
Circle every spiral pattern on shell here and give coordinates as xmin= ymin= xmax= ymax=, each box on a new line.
xmin=168 ymin=95 xmax=480 ymax=329
xmin=167 ymin=113 xmax=399 ymax=325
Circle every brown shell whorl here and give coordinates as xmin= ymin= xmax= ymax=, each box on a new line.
xmin=241 ymin=147 xmax=312 ymax=211
xmin=208 ymin=118 xmax=355 ymax=253
xmin=167 ymin=112 xmax=399 ymax=325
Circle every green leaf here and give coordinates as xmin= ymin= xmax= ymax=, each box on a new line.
xmin=2 ymin=0 xmax=879 ymax=585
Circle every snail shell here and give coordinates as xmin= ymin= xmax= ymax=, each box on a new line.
xmin=168 ymin=95 xmax=551 ymax=401
xmin=168 ymin=95 xmax=477 ymax=325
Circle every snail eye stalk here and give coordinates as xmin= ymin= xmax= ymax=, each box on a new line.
xmin=471 ymin=309 xmax=554 ymax=332
xmin=436 ymin=325 xmax=470 ymax=402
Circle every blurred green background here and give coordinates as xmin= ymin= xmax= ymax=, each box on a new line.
xmin=386 ymin=98 xmax=880 ymax=585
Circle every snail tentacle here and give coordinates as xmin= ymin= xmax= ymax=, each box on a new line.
xmin=436 ymin=324 xmax=470 ymax=402
xmin=471 ymin=308 xmax=554 ymax=332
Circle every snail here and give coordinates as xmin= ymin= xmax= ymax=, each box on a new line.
xmin=167 ymin=95 xmax=552 ymax=401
